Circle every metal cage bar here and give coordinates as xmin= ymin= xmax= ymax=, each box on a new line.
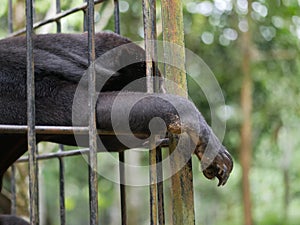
xmin=26 ymin=0 xmax=39 ymax=224
xmin=58 ymin=145 xmax=66 ymax=225
xmin=7 ymin=0 xmax=105 ymax=38
xmin=114 ymin=0 xmax=121 ymax=34
xmin=8 ymin=0 xmax=13 ymax=33
xmin=56 ymin=0 xmax=62 ymax=33
xmin=3 ymin=0 xmax=196 ymax=224
xmin=149 ymin=137 xmax=158 ymax=225
xmin=83 ymin=0 xmax=88 ymax=32
xmin=168 ymin=135 xmax=195 ymax=225
xmin=142 ymin=1 xmax=166 ymax=224
xmin=113 ymin=1 xmax=128 ymax=224
xmin=118 ymin=151 xmax=127 ymax=225
xmin=8 ymin=0 xmax=17 ymax=216
xmin=87 ymin=1 xmax=99 ymax=225
xmin=156 ymin=146 xmax=165 ymax=225
xmin=160 ymin=0 xmax=195 ymax=224
xmin=142 ymin=0 xmax=157 ymax=93
xmin=55 ymin=2 xmax=66 ymax=224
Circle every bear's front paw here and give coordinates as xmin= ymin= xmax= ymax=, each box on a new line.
xmin=195 ymin=146 xmax=233 ymax=186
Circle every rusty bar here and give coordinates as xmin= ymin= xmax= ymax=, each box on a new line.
xmin=168 ymin=134 xmax=195 ymax=225
xmin=87 ymin=1 xmax=98 ymax=225
xmin=6 ymin=0 xmax=105 ymax=38
xmin=168 ymin=136 xmax=181 ymax=225
xmin=156 ymin=147 xmax=165 ymax=225
xmin=142 ymin=0 xmax=159 ymax=93
xmin=56 ymin=0 xmax=61 ymax=32
xmin=142 ymin=2 xmax=165 ymax=225
xmin=160 ymin=0 xmax=195 ymax=224
xmin=58 ymin=145 xmax=66 ymax=225
xmin=161 ymin=0 xmax=187 ymax=96
xmin=149 ymin=137 xmax=158 ymax=225
xmin=26 ymin=0 xmax=39 ymax=224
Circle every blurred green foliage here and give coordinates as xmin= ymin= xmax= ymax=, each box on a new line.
xmin=0 ymin=0 xmax=300 ymax=224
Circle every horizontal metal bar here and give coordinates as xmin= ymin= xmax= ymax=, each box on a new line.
xmin=0 ymin=125 xmax=148 ymax=137
xmin=0 ymin=125 xmax=89 ymax=134
xmin=15 ymin=140 xmax=170 ymax=163
xmin=6 ymin=0 xmax=105 ymax=38
xmin=16 ymin=148 xmax=91 ymax=162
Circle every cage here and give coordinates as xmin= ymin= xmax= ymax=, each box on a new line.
xmin=0 ymin=0 xmax=198 ymax=224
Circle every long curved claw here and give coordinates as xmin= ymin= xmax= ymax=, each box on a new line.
xmin=195 ymin=146 xmax=233 ymax=186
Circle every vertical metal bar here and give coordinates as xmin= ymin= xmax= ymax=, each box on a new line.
xmin=83 ymin=0 xmax=88 ymax=31
xmin=8 ymin=0 xmax=16 ymax=215
xmin=161 ymin=0 xmax=187 ymax=97
xmin=156 ymin=147 xmax=165 ymax=225
xmin=32 ymin=0 xmax=36 ymax=23
xmin=113 ymin=1 xmax=127 ymax=224
xmin=8 ymin=0 xmax=13 ymax=33
xmin=160 ymin=1 xmax=195 ymax=224
xmin=143 ymin=1 xmax=166 ymax=225
xmin=10 ymin=165 xmax=17 ymax=215
xmin=168 ymin=135 xmax=195 ymax=225
xmin=143 ymin=2 xmax=165 ymax=225
xmin=149 ymin=137 xmax=158 ymax=225
xmin=26 ymin=0 xmax=39 ymax=224
xmin=142 ymin=0 xmax=158 ymax=93
xmin=114 ymin=0 xmax=120 ymax=34
xmin=55 ymin=1 xmax=65 ymax=224
xmin=58 ymin=145 xmax=66 ymax=225
xmin=118 ymin=152 xmax=126 ymax=225
xmin=56 ymin=0 xmax=62 ymax=32
xmin=87 ymin=1 xmax=98 ymax=225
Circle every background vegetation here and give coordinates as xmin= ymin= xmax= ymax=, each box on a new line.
xmin=0 ymin=0 xmax=299 ymax=225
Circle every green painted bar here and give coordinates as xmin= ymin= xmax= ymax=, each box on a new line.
xmin=161 ymin=0 xmax=188 ymax=97
xmin=161 ymin=0 xmax=195 ymax=224
xmin=168 ymin=135 xmax=195 ymax=225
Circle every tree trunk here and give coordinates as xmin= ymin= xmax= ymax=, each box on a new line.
xmin=240 ymin=1 xmax=253 ymax=225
